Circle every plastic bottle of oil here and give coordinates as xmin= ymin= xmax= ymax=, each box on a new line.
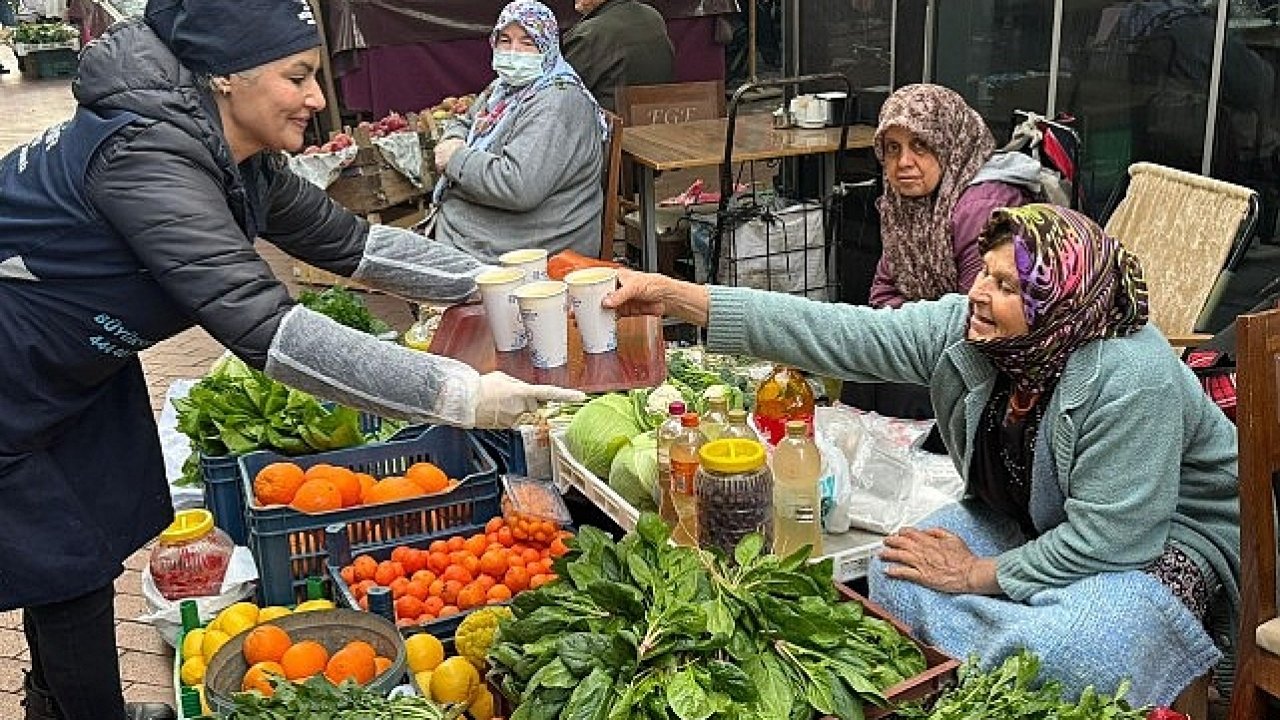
xmin=771 ymin=420 xmax=823 ymax=556
xmin=701 ymin=393 xmax=730 ymax=441
xmin=722 ymin=409 xmax=757 ymax=441
xmin=754 ymin=365 xmax=815 ymax=445
xmin=656 ymin=400 xmax=687 ymax=533
xmin=669 ymin=413 xmax=704 ymax=546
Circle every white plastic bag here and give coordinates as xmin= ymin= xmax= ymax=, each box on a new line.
xmin=137 ymin=546 xmax=260 ymax=648
xmin=158 ymin=379 xmax=203 ymax=511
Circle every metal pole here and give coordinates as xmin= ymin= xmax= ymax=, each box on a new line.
xmin=889 ymin=0 xmax=898 ymax=89
xmin=1203 ymin=0 xmax=1230 ymax=177
xmin=748 ymin=0 xmax=759 ymax=83
xmin=922 ymin=0 xmax=936 ymax=83
xmin=1046 ymin=0 xmax=1063 ymax=117
xmin=309 ymin=0 xmax=343 ymax=137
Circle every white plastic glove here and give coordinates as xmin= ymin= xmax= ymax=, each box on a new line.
xmin=472 ymin=371 xmax=586 ymax=429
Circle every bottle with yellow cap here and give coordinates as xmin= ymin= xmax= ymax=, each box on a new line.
xmin=695 ymin=438 xmax=773 ymax=555
xmin=148 ymin=509 xmax=234 ymax=601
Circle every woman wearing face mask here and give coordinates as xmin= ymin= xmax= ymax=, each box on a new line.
xmin=432 ymin=0 xmax=607 ymax=263
xmin=0 ymin=2 xmax=585 ymax=717
xmin=602 ymin=204 xmax=1239 ymax=707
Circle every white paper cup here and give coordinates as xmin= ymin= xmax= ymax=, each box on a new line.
xmin=475 ymin=267 xmax=529 ymax=351
xmin=565 ymin=267 xmax=619 ymax=354
xmin=498 ymin=248 xmax=550 ymax=283
xmin=513 ymin=280 xmax=569 ymax=368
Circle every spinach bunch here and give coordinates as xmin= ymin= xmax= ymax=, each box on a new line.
xmin=896 ymin=651 xmax=1149 ymax=720
xmin=228 ymin=675 xmax=463 ymax=720
xmin=488 ymin=513 xmax=926 ymax=720
xmin=174 ymin=356 xmax=400 ymax=486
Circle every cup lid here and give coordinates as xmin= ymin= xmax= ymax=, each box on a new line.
xmin=816 ymin=91 xmax=848 ymax=100
xmin=160 ymin=508 xmax=214 ymax=543
xmin=476 ymin=267 xmax=526 ymax=285
xmin=512 ymin=280 xmax=567 ymax=299
xmin=699 ymin=439 xmax=767 ymax=473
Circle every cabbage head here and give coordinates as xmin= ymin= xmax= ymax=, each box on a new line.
xmin=609 ymin=431 xmax=658 ymax=512
xmin=564 ymin=393 xmax=646 ymax=477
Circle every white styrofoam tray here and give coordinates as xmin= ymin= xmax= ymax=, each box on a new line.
xmin=549 ymin=429 xmax=884 ymax=582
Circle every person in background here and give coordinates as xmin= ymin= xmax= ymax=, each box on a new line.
xmin=561 ymin=0 xmax=675 ymax=113
xmin=602 ymin=204 xmax=1238 ymax=708
xmin=0 ymin=0 xmax=16 ymax=75
xmin=0 ymin=1 xmax=585 ymax=718
xmin=843 ymin=83 xmax=1044 ymax=422
xmin=432 ymin=0 xmax=606 ymax=263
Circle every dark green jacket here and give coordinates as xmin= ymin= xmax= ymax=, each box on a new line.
xmin=561 ymin=0 xmax=675 ymax=112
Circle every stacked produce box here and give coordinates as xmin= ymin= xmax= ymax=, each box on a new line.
xmin=13 ymin=22 xmax=79 ymax=79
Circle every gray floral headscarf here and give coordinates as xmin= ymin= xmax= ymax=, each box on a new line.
xmin=874 ymin=84 xmax=996 ymax=302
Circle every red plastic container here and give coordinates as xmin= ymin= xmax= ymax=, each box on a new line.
xmin=149 ymin=509 xmax=234 ymax=601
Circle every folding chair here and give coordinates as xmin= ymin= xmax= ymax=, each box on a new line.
xmin=1103 ymin=162 xmax=1259 ymax=348
xmin=1228 ymin=306 xmax=1280 ymax=720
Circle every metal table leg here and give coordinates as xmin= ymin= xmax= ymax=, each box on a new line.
xmin=639 ymin=165 xmax=659 ymax=273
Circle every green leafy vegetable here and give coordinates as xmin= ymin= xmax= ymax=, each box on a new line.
xmin=489 ymin=513 xmax=926 ymax=720
xmin=228 ymin=674 xmax=463 ymax=719
xmin=173 ymin=356 xmax=402 ymax=486
xmin=563 ymin=394 xmax=648 ymax=478
xmin=607 ymin=431 xmax=659 ymax=512
xmin=297 ymin=286 xmax=392 ymax=335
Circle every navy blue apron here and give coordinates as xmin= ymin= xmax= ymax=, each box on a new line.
xmin=0 ymin=108 xmax=241 ymax=609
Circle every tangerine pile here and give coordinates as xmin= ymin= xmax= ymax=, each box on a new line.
xmin=239 ymin=624 xmax=394 ymax=697
xmin=252 ymin=461 xmax=455 ymax=513
xmin=338 ymin=516 xmax=571 ymax=627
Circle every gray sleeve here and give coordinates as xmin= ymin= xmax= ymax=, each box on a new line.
xmin=706 ymin=286 xmax=969 ymax=385
xmin=260 ymin=155 xmax=370 ymax=277
xmin=350 ymin=224 xmax=488 ymax=302
xmin=265 ymin=305 xmax=481 ymax=427
xmin=444 ymin=86 xmax=600 ymax=212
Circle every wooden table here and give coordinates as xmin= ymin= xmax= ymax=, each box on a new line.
xmin=621 ymin=114 xmax=875 ymax=272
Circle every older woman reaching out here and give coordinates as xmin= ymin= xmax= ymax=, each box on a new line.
xmin=432 ymin=0 xmax=607 ymax=263
xmin=603 ymin=204 xmax=1239 ymax=707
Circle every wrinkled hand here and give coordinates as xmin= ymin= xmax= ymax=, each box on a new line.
xmin=601 ymin=269 xmax=668 ymax=317
xmin=473 ymin=371 xmax=586 ymax=429
xmin=879 ymin=527 xmax=984 ymax=594
xmin=434 ymin=138 xmax=465 ymax=173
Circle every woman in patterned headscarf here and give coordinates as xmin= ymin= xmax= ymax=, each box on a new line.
xmin=603 ymin=203 xmax=1239 ymax=705
xmin=870 ymin=84 xmax=1043 ymax=308
xmin=431 ymin=0 xmax=608 ymax=263
xmin=846 ymin=84 xmax=1046 ymax=427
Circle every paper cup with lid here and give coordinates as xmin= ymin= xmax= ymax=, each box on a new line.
xmin=498 ymin=248 xmax=550 ymax=283
xmin=564 ymin=267 xmax=619 ymax=354
xmin=513 ymin=280 xmax=570 ymax=368
xmin=475 ymin=267 xmax=529 ymax=351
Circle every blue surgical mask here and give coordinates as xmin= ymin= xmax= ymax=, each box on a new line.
xmin=492 ymin=50 xmax=545 ymax=87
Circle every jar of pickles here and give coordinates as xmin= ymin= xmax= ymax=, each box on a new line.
xmin=695 ymin=438 xmax=773 ymax=555
xmin=149 ymin=509 xmax=234 ymax=601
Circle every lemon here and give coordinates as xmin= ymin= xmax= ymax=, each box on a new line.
xmin=179 ymin=655 xmax=207 ymax=686
xmin=404 ymin=633 xmax=445 ymax=673
xmin=201 ymin=628 xmax=231 ymax=662
xmin=414 ymin=670 xmax=434 ymax=700
xmin=293 ymin=599 xmax=336 ymax=613
xmin=217 ymin=602 xmax=259 ymax=628
xmin=180 ymin=628 xmax=206 ymax=662
xmin=430 ymin=656 xmax=480 ymax=704
xmin=469 ymin=685 xmax=496 ymax=720
xmin=256 ymin=606 xmax=291 ymax=623
xmin=219 ymin=610 xmax=256 ymax=638
xmin=196 ymin=683 xmax=211 ymax=715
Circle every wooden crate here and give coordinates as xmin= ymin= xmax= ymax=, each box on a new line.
xmin=326 ymin=126 xmax=426 ymax=215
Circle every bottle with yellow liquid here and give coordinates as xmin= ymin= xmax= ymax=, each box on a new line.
xmin=754 ymin=365 xmax=815 ymax=445
xmin=656 ymin=400 xmax=687 ymax=533
xmin=770 ymin=420 xmax=823 ymax=556
xmin=669 ymin=413 xmax=704 ymax=546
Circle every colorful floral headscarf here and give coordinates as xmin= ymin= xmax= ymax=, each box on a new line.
xmin=469 ymin=0 xmax=606 ymax=151
xmin=969 ymin=204 xmax=1149 ymax=396
xmin=874 ymin=84 xmax=997 ymax=302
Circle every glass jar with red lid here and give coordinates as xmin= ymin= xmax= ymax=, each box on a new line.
xmin=149 ymin=509 xmax=234 ymax=601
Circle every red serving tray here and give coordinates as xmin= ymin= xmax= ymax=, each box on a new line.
xmin=427 ymin=303 xmax=666 ymax=393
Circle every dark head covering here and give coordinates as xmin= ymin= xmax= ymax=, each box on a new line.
xmin=874 ymin=84 xmax=997 ymax=302
xmin=144 ymin=0 xmax=321 ymax=76
xmin=969 ymin=204 xmax=1149 ymax=396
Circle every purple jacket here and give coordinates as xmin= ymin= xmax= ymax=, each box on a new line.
xmin=870 ymin=180 xmax=1031 ymax=309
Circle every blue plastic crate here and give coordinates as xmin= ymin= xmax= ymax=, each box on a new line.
xmin=473 ymin=429 xmax=527 ymax=475
xmin=240 ymin=425 xmax=500 ymax=606
xmin=201 ymin=414 xmax=407 ymax=548
xmin=200 ymin=453 xmax=247 ymax=546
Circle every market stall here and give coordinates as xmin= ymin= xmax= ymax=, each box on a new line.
xmin=328 ymin=0 xmax=737 ymax=117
